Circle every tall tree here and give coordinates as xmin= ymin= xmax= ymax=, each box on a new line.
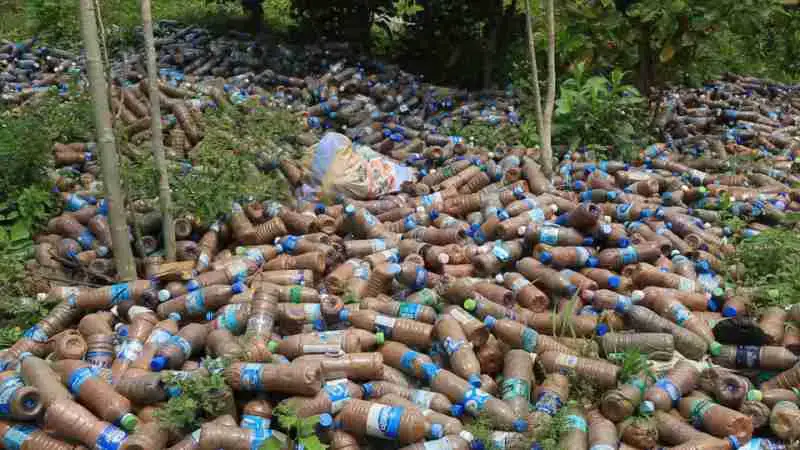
xmin=78 ymin=0 xmax=137 ymax=280
xmin=525 ymin=0 xmax=555 ymax=178
xmin=140 ymin=0 xmax=176 ymax=261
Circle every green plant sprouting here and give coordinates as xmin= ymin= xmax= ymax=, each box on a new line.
xmin=155 ymin=367 xmax=233 ymax=432
xmin=730 ymin=228 xmax=800 ymax=312
xmin=261 ymin=403 xmax=327 ymax=450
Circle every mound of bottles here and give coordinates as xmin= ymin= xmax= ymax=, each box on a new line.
xmin=6 ymin=22 xmax=800 ymax=449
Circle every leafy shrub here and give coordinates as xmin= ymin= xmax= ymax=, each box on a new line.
xmin=733 ymin=228 xmax=800 ymax=311
xmin=553 ymin=63 xmax=649 ymax=160
xmin=155 ymin=363 xmax=232 ymax=432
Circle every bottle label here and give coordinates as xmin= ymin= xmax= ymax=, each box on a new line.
xmin=247 ymin=315 xmax=272 ymax=336
xmin=374 ymin=315 xmax=396 ymax=337
xmin=669 ymin=303 xmax=692 ymax=326
xmin=304 ymin=304 xmax=322 ymax=321
xmin=415 ymin=289 xmax=438 ymax=306
xmin=449 ymin=308 xmax=474 ymax=325
xmin=555 ymin=354 xmax=579 ymax=372
xmin=620 ymin=246 xmax=638 ymax=265
xmin=655 ymin=378 xmax=681 ymax=406
xmin=185 ymin=290 xmax=206 ymax=315
xmin=589 ymin=445 xmax=616 ymax=450
xmin=86 ymin=350 xmax=114 ymax=367
xmin=366 ymin=404 xmax=403 ymax=438
xmin=521 ymin=327 xmax=538 ymax=352
xmin=509 ymin=277 xmax=530 ymax=293
xmin=528 ymin=208 xmax=545 ymax=223
xmin=501 ymin=377 xmax=530 ymax=401
xmin=493 ymin=242 xmax=511 ymax=262
xmin=540 ymin=227 xmax=560 ymax=245
xmin=316 ymin=330 xmax=345 ymax=342
xmin=323 ymin=379 xmax=351 ymax=413
xmin=400 ymin=350 xmax=422 ymax=371
xmin=302 ymin=344 xmax=342 ymax=355
xmin=289 ymin=286 xmax=303 ymax=304
xmin=197 ymin=253 xmax=210 ymax=270
xmin=227 ymin=261 xmax=249 ymax=281
xmin=412 ymin=267 xmax=428 ymax=290
xmin=241 ymin=414 xmax=270 ymax=432
xmin=462 ymin=388 xmax=490 ymax=414
xmin=0 ymin=376 xmax=24 ymax=415
xmin=420 ymin=362 xmax=441 ymax=383
xmin=566 ymin=414 xmax=588 ymax=432
xmin=217 ymin=305 xmax=244 ymax=333
xmin=442 ymin=337 xmax=465 ymax=356
xmin=575 ymin=247 xmax=591 ymax=266
xmin=95 ymin=424 xmax=127 ymax=450
xmin=240 ymin=364 xmax=264 ymax=390
xmin=424 ymin=438 xmax=454 ymax=450
xmin=735 ymin=346 xmax=761 ymax=368
xmin=677 ymin=277 xmax=696 ymax=292
xmin=689 ymin=398 xmax=715 ymax=427
xmin=398 ymin=303 xmax=421 ymax=320
xmin=280 ymin=236 xmax=299 ymax=253
xmin=109 ymin=283 xmax=130 ymax=305
xmin=68 ymin=366 xmax=98 ymax=395
xmin=410 ymin=389 xmax=436 ymax=408
xmin=534 ymin=391 xmax=563 ymax=416
xmin=147 ymin=328 xmax=173 ymax=347
xmin=22 ymin=325 xmax=48 ymax=342
xmin=372 ymin=239 xmax=387 ymax=252
xmin=1 ymin=424 xmax=35 ymax=450
xmin=171 ymin=335 xmax=193 ymax=359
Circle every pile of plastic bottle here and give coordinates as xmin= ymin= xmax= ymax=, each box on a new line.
xmin=4 ymin=25 xmax=800 ymax=450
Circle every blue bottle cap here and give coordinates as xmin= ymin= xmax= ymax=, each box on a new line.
xmin=231 ymin=282 xmax=245 ymax=295
xmin=617 ymin=238 xmax=630 ymax=248
xmin=187 ymin=279 xmax=200 ymax=291
xmin=595 ymin=323 xmax=609 ymax=336
xmin=707 ymin=299 xmax=719 ymax=312
xmin=513 ymin=419 xmax=528 ymax=432
xmin=607 ymin=191 xmax=617 ymax=201
xmin=582 ymin=237 xmax=595 ymax=246
xmin=318 ymin=413 xmax=334 ymax=429
xmin=727 ymin=436 xmax=740 ymax=450
xmin=586 ymin=256 xmax=599 ymax=268
xmin=117 ymin=325 xmax=129 ymax=337
xmin=566 ymin=284 xmax=578 ymax=297
xmin=429 ymin=209 xmax=440 ymax=220
xmin=430 ymin=423 xmax=444 ymax=439
xmin=150 ymin=356 xmax=168 ymax=371
xmin=722 ymin=305 xmax=738 ymax=317
xmin=338 ymin=309 xmax=351 ymax=322
xmin=471 ymin=441 xmax=485 ymax=450
xmin=539 ymin=252 xmax=553 ymax=264
xmin=362 ymin=383 xmax=374 ymax=399
xmin=608 ymin=275 xmax=621 ymax=289
xmin=468 ymin=374 xmax=482 ymax=388
xmin=451 ymin=404 xmax=464 ymax=417
xmin=483 ymin=315 xmax=497 ymax=329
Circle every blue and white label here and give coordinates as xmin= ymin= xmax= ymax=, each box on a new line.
xmin=655 ymin=378 xmax=681 ymax=405
xmin=442 ymin=337 xmax=465 ymax=356
xmin=735 ymin=346 xmax=761 ymax=368
xmin=95 ymin=424 xmax=127 ymax=450
xmin=540 ymin=227 xmax=560 ymax=245
xmin=2 ymin=424 xmax=35 ymax=450
xmin=68 ymin=366 xmax=98 ymax=395
xmin=521 ymin=327 xmax=538 ymax=352
xmin=398 ymin=303 xmax=422 ymax=320
xmin=366 ymin=404 xmax=403 ymax=438
xmin=240 ymin=364 xmax=264 ymax=390
xmin=323 ymin=379 xmax=351 ymax=413
xmin=374 ymin=315 xmax=396 ymax=337
xmin=620 ymin=247 xmax=638 ymax=265
xmin=171 ymin=335 xmax=193 ymax=359
xmin=241 ymin=414 xmax=270 ymax=432
xmin=22 ymin=325 xmax=48 ymax=343
xmin=147 ymin=328 xmax=173 ymax=347
xmin=462 ymin=388 xmax=490 ymax=414
xmin=0 ymin=376 xmax=24 ymax=416
xmin=185 ymin=290 xmax=206 ymax=315
xmin=410 ymin=389 xmax=436 ymax=409
xmin=109 ymin=283 xmax=131 ymax=305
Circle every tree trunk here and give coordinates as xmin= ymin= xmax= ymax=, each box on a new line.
xmin=140 ymin=0 xmax=176 ymax=262
xmin=541 ymin=0 xmax=556 ymax=178
xmin=79 ymin=0 xmax=137 ymax=280
xmin=525 ymin=0 xmax=544 ymax=136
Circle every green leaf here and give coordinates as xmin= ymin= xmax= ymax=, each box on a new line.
xmin=9 ymin=221 xmax=29 ymax=242
xmin=298 ymin=415 xmax=320 ymax=437
xmin=300 ymin=435 xmax=328 ymax=450
xmin=259 ymin=437 xmax=284 ymax=450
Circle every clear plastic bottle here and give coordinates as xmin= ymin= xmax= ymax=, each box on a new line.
xmin=337 ymin=398 xmax=438 ymax=444
xmin=434 ymin=315 xmax=482 ymax=387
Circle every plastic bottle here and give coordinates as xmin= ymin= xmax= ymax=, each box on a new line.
xmin=336 ymin=399 xmax=438 ymax=444
xmin=645 ymin=294 xmax=715 ymax=343
xmin=363 ymin=381 xmax=453 ymax=414
xmin=586 ymin=409 xmax=619 ymax=450
xmin=119 ymin=420 xmax=169 ymax=450
xmin=0 ymin=371 xmax=42 ymax=421
xmin=624 ymin=305 xmax=707 ymax=360
xmin=197 ymin=423 xmax=286 ymax=450
xmin=759 ymin=307 xmax=787 ymax=344
xmin=224 ymin=362 xmax=322 ymax=396
xmin=710 ymin=344 xmax=798 ymax=371
xmin=678 ymin=393 xmax=753 ymax=441
xmin=282 ymin=378 xmax=363 ymax=417
xmin=75 ymin=280 xmax=155 ymax=310
xmin=241 ymin=398 xmax=273 ymax=432
xmin=156 ymin=283 xmax=245 ymax=319
xmin=398 ymin=431 xmax=474 ymax=450
xmin=654 ymin=410 xmax=715 ymax=445
xmin=150 ymin=323 xmax=209 ymax=371
xmin=362 ymin=297 xmax=437 ymax=324
xmin=529 ymin=374 xmax=569 ymax=432
xmin=434 ymin=315 xmax=482 ymax=387
xmin=52 ymin=359 xmax=138 ymax=431
xmin=0 ymin=419 xmax=79 ymax=450
xmin=341 ymin=309 xmax=433 ymax=349
xmin=619 ymin=415 xmax=658 ymax=449
xmin=500 ymin=350 xmax=532 ymax=418
xmin=643 ymin=360 xmax=700 ymax=411
xmin=639 ymin=287 xmax=716 ymax=312
xmin=501 ymin=272 xmax=549 ymax=312
xmin=769 ymin=401 xmax=800 ymax=441
xmin=19 ymin=355 xmax=72 ymax=407
xmin=598 ymin=332 xmax=674 ymax=361
xmin=43 ymin=399 xmax=128 ymax=450
xmin=538 ymin=351 xmax=620 ymax=389
xmin=516 ymin=257 xmax=577 ymax=297
xmin=600 ymin=372 xmax=650 ymax=422
xmin=113 ymin=372 xmax=167 ymax=405
xmin=50 ymin=329 xmax=88 ymax=361
xmin=273 ymin=329 xmax=381 ymax=358
xmin=293 ymin=353 xmax=384 ymax=381
xmin=130 ymin=313 xmax=180 ymax=372
xmin=483 ymin=316 xmax=575 ymax=355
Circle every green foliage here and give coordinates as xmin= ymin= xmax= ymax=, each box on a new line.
xmin=533 ymin=405 xmax=570 ymax=450
xmin=553 ymin=63 xmax=648 ymax=160
xmin=607 ymin=348 xmax=654 ymax=384
xmin=733 ymin=228 xmax=800 ymax=311
xmin=0 ymin=327 xmax=23 ymax=350
xmin=442 ymin=121 xmax=525 ymax=150
xmin=121 ymin=155 xmax=160 ymax=203
xmin=155 ymin=368 xmax=232 ymax=432
xmin=0 ymin=297 xmax=50 ymax=332
xmin=264 ymin=403 xmax=327 ymax=450
xmin=566 ymin=373 xmax=602 ymax=409
xmin=168 ymin=101 xmax=299 ymax=223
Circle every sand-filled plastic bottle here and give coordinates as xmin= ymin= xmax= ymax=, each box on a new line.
xmin=434 ymin=315 xmax=481 ymax=386
xmin=150 ymin=323 xmax=209 ymax=371
xmin=157 ymin=283 xmax=245 ymax=319
xmin=272 ymin=329 xmax=379 ymax=358
xmin=624 ymin=305 xmax=707 ymax=359
xmin=197 ymin=423 xmax=286 ymax=450
xmin=336 ymin=398 xmax=437 ymax=444
xmin=19 ymin=355 xmax=72 ymax=407
xmin=710 ymin=343 xmax=798 ymax=371
xmin=516 ymin=257 xmax=577 ymax=297
xmin=341 ymin=309 xmax=433 ymax=349
xmin=44 ymin=398 xmax=128 ymax=449
xmin=362 ymin=297 xmax=437 ymax=324
xmin=600 ymin=373 xmax=650 ymax=422
xmin=376 ymin=392 xmax=462 ymax=435
xmin=224 ymin=362 xmax=322 ymax=396
xmin=538 ymin=351 xmax=620 ymax=389
xmin=678 ymin=393 xmax=753 ymax=441
xmin=501 ymin=350 xmax=533 ymax=418
xmin=484 ymin=316 xmax=576 ymax=355
xmin=119 ymin=420 xmax=169 ymax=450
xmin=768 ymin=401 xmax=800 ymax=441
xmin=74 ymin=280 xmax=154 ymax=310
xmin=363 ymin=381 xmax=453 ymax=414
xmin=599 ymin=332 xmax=675 ymax=360
xmin=654 ymin=410 xmax=714 ymax=445
xmin=52 ymin=359 xmax=138 ymax=431
xmin=644 ymin=360 xmax=700 ymax=411
xmin=528 ymin=373 xmax=570 ymax=432
xmin=586 ymin=408 xmax=619 ymax=450
xmin=282 ymin=378 xmax=363 ymax=417
xmin=0 ymin=419 xmax=79 ymax=450
xmin=0 ymin=371 xmax=42 ymax=420
xmin=113 ymin=372 xmax=167 ymax=405
xmin=293 ymin=352 xmax=384 ymax=381
xmin=440 ymin=305 xmax=489 ymax=347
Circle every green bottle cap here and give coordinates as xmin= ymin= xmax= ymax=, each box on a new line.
xmin=709 ymin=341 xmax=722 ymax=356
xmin=119 ymin=413 xmax=139 ymax=432
xmin=746 ymin=389 xmax=763 ymax=402
xmin=375 ymin=332 xmax=385 ymax=345
xmin=463 ymin=298 xmax=477 ymax=311
xmin=268 ymin=340 xmax=279 ymax=352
